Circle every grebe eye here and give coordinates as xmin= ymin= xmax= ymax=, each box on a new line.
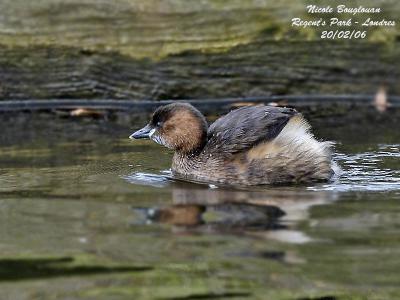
xmin=156 ymin=121 xmax=162 ymax=127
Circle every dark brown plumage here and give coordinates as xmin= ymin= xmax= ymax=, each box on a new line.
xmin=205 ymin=105 xmax=297 ymax=156
xmin=130 ymin=103 xmax=334 ymax=185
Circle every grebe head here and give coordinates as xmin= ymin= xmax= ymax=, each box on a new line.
xmin=130 ymin=103 xmax=208 ymax=154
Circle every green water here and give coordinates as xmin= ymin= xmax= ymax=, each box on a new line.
xmin=0 ymin=112 xmax=399 ymax=300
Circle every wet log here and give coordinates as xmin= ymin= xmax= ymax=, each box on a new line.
xmin=0 ymin=0 xmax=399 ymax=100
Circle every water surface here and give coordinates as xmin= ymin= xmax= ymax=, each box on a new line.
xmin=0 ymin=112 xmax=399 ymax=300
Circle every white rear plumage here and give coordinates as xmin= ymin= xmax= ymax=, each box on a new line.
xmin=273 ymin=115 xmax=332 ymax=159
xmin=244 ymin=114 xmax=334 ymax=184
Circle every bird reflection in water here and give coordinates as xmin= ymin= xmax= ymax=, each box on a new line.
xmin=127 ymin=174 xmax=337 ymax=244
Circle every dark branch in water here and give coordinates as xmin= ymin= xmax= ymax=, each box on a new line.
xmin=0 ymin=95 xmax=399 ymax=113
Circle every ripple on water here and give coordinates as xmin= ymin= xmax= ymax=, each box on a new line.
xmin=309 ymin=144 xmax=400 ymax=192
xmin=122 ymin=170 xmax=171 ymax=188
xmin=121 ymin=145 xmax=400 ymax=193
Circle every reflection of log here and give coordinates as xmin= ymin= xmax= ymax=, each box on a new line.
xmin=0 ymin=1 xmax=399 ymax=100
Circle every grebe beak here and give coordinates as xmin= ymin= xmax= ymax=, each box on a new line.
xmin=129 ymin=124 xmax=154 ymax=139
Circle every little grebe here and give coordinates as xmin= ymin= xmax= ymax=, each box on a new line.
xmin=130 ymin=103 xmax=334 ymax=185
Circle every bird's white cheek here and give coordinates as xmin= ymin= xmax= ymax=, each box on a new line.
xmin=149 ymin=131 xmax=170 ymax=148
xmin=149 ymin=128 xmax=156 ymax=138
